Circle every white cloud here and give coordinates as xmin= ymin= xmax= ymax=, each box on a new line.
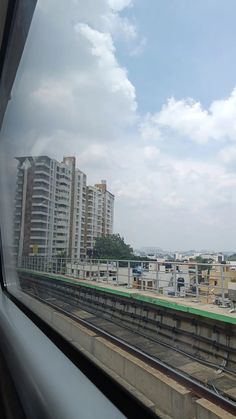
xmin=162 ymin=192 xmax=185 ymax=209
xmin=108 ymin=0 xmax=133 ymax=12
xmin=129 ymin=37 xmax=147 ymax=56
xmin=144 ymin=146 xmax=160 ymax=160
xmin=139 ymin=113 xmax=162 ymax=141
xmin=141 ymin=88 xmax=236 ymax=144
xmin=0 ymin=0 xmax=141 ymax=147
xmin=102 ymin=12 xmax=137 ymax=40
xmin=17 ymin=5 xmax=138 ymax=143
xmin=31 ymin=78 xmax=75 ymax=110
xmin=76 ymin=24 xmax=136 ymax=107
xmin=114 ymin=179 xmax=152 ymax=208
xmin=219 ymin=145 xmax=236 ymax=168
xmin=107 ymin=147 xmax=236 ymax=247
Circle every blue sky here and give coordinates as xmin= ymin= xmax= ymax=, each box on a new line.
xmin=119 ymin=0 xmax=236 ymax=113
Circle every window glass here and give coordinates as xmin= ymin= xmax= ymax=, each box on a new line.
xmin=1 ymin=1 xmax=236 ymax=412
xmin=1 ymin=0 xmax=236 ymax=290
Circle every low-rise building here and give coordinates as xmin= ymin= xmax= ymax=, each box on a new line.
xmin=208 ymin=262 xmax=236 ymax=295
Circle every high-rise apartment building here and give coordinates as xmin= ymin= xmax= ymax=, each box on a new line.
xmin=63 ymin=157 xmax=87 ymax=260
xmin=85 ymin=180 xmax=114 ymax=253
xmin=85 ymin=185 xmax=103 ymax=252
xmin=14 ymin=156 xmax=114 ymax=261
xmin=95 ymin=180 xmax=114 ymax=236
xmin=14 ymin=155 xmax=86 ymax=260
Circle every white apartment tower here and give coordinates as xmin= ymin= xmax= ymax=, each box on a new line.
xmin=63 ymin=157 xmax=87 ymax=260
xmin=85 ymin=180 xmax=114 ymax=253
xmin=14 ymin=156 xmax=86 ymax=260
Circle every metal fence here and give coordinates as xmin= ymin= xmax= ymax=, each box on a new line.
xmin=17 ymin=257 xmax=236 ymax=308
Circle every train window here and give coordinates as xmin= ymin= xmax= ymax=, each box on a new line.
xmin=1 ymin=1 xmax=236 ymax=418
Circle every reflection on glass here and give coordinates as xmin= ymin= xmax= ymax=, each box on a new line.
xmin=1 ymin=0 xmax=236 ymax=287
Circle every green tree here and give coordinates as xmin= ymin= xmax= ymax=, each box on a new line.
xmin=93 ymin=234 xmax=133 ymax=260
xmin=228 ymin=253 xmax=236 ymax=261
xmin=195 ymin=256 xmax=211 ymax=282
xmin=55 ymin=250 xmax=67 ymax=274
xmin=195 ymin=256 xmax=210 ymax=270
xmin=56 ymin=250 xmax=67 ymax=259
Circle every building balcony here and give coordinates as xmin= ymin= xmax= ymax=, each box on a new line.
xmin=34 ymin=179 xmax=50 ymax=186
xmin=55 ymin=208 xmax=68 ymax=213
xmin=32 ymin=202 xmax=48 ymax=207
xmin=30 ymin=237 xmax=47 ymax=243
xmin=15 ymin=196 xmax=23 ymax=202
xmin=57 ymin=206 xmax=69 ymax=212
xmin=29 ymin=244 xmax=47 ymax=249
xmin=35 ymin=167 xmax=50 ymax=176
xmin=58 ymin=175 xmax=71 ymax=184
xmin=56 ymin=183 xmax=69 ymax=190
xmin=54 ymin=225 xmax=68 ymax=232
xmin=55 ymin=231 xmax=68 ymax=238
xmin=55 ymin=243 xmax=67 ymax=249
xmin=55 ymin=217 xmax=68 ymax=223
xmin=55 ymin=221 xmax=68 ymax=227
xmin=15 ymin=192 xmax=23 ymax=199
xmin=30 ymin=229 xmax=47 ymax=236
xmin=31 ymin=218 xmax=48 ymax=224
xmin=31 ymin=214 xmax=48 ymax=221
xmin=55 ymin=216 xmax=68 ymax=222
xmin=31 ymin=210 xmax=48 ymax=216
xmin=58 ymin=196 xmax=69 ymax=203
xmin=56 ymin=220 xmax=68 ymax=226
xmin=34 ymin=176 xmax=50 ymax=183
xmin=32 ymin=196 xmax=49 ymax=202
xmin=31 ymin=227 xmax=48 ymax=232
xmin=34 ymin=170 xmax=51 ymax=184
xmin=54 ymin=233 xmax=68 ymax=239
xmin=56 ymin=201 xmax=69 ymax=207
xmin=35 ymin=160 xmax=51 ymax=169
xmin=54 ymin=237 xmax=68 ymax=243
xmin=33 ymin=185 xmax=49 ymax=193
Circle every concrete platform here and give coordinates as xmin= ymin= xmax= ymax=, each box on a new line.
xmin=77 ymin=278 xmax=236 ymax=324
xmin=17 ymin=268 xmax=236 ymax=324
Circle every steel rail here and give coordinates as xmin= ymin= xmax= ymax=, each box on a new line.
xmin=20 ymin=274 xmax=236 ymax=379
xmin=21 ymin=274 xmax=236 ymax=374
xmin=24 ymin=288 xmax=236 ymax=416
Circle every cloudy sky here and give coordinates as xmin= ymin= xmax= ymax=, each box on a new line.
xmin=2 ymin=0 xmax=236 ymax=251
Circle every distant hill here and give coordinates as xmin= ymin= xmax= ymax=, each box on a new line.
xmin=228 ymin=253 xmax=236 ymax=261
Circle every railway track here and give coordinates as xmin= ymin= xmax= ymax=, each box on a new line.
xmin=19 ymin=275 xmax=236 ymax=416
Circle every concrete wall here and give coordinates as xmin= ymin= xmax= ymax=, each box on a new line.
xmin=14 ymin=289 xmax=234 ymax=419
